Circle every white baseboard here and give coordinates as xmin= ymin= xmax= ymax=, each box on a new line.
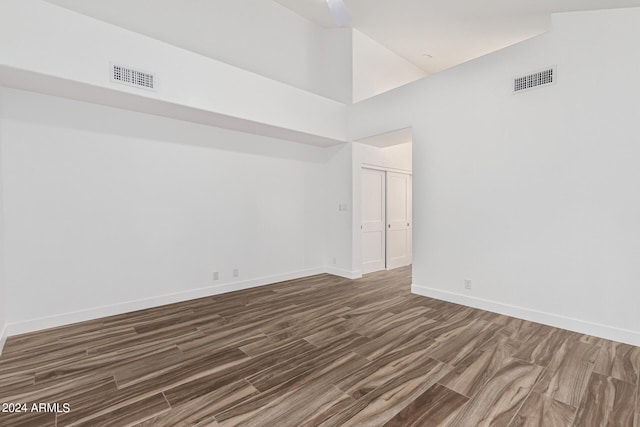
xmin=4 ymin=267 xmax=326 ymax=338
xmin=412 ymin=283 xmax=640 ymax=347
xmin=0 ymin=324 xmax=8 ymax=356
xmin=325 ymin=267 xmax=362 ymax=280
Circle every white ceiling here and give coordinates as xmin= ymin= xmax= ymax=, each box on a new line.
xmin=274 ymin=0 xmax=640 ymax=74
xmin=356 ymin=127 xmax=412 ymax=148
xmin=45 ymin=0 xmax=640 ymax=81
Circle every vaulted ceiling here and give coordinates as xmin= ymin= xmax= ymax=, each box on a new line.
xmin=274 ymin=0 xmax=640 ymax=74
xmin=47 ymin=0 xmax=640 ymax=77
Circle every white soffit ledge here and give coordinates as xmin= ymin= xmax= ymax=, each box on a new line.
xmin=0 ymin=66 xmax=345 ymax=148
xmin=0 ymin=0 xmax=347 ymax=147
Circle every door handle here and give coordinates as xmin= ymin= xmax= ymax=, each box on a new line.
xmin=388 ymin=224 xmax=391 ymax=228
xmin=407 ymin=222 xmax=410 ymax=227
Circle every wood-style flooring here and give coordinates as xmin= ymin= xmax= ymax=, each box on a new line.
xmin=1 ymin=266 xmax=639 ymax=426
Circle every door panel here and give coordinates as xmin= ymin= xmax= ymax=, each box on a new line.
xmin=386 ymin=172 xmax=412 ymax=269
xmin=361 ymin=168 xmax=386 ymax=274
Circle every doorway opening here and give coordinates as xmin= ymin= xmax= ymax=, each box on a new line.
xmin=355 ymin=128 xmax=413 ymax=275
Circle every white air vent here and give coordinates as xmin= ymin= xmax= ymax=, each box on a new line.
xmin=111 ymin=63 xmax=155 ymax=90
xmin=513 ymin=67 xmax=555 ymax=93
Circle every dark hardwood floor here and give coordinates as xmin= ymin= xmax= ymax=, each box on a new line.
xmin=1 ymin=266 xmax=639 ymax=426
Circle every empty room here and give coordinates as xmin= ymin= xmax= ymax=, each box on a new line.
xmin=1 ymin=0 xmax=640 ymax=425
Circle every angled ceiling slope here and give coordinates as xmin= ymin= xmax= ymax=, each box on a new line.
xmin=274 ymin=0 xmax=640 ymax=75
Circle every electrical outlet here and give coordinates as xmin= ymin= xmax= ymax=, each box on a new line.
xmin=464 ymin=279 xmax=472 ymax=290
xmin=213 ymin=272 xmax=219 ymax=281
xmin=332 ymin=257 xmax=336 ymax=265
xmin=233 ymin=269 xmax=239 ymax=278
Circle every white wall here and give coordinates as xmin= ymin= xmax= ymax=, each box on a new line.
xmin=357 ymin=142 xmax=412 ymax=172
xmin=352 ymin=30 xmax=427 ymax=103
xmin=45 ymin=0 xmax=353 ymax=103
xmin=349 ymin=8 xmax=640 ymax=345
xmin=0 ymin=95 xmax=6 ymax=352
xmin=312 ymin=29 xmax=353 ymax=104
xmin=325 ymin=144 xmax=356 ymax=278
xmin=0 ymin=0 xmax=347 ymax=145
xmin=0 ymin=88 xmax=332 ymax=333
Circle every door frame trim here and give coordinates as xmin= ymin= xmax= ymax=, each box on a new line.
xmin=361 ymin=163 xmax=412 ymax=176
xmin=360 ymin=167 xmax=387 ymax=275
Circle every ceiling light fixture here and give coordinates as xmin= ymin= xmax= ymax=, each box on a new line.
xmin=326 ymin=0 xmax=352 ymax=27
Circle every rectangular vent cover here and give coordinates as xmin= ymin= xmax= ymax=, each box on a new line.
xmin=111 ymin=64 xmax=155 ymax=90
xmin=513 ymin=67 xmax=554 ymax=93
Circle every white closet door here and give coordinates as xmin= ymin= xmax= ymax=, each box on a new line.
xmin=361 ymin=168 xmax=386 ymax=274
xmin=386 ymin=172 xmax=412 ymax=270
